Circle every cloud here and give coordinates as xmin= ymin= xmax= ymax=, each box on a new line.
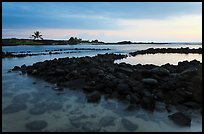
xmin=2 ymin=2 xmax=202 ymax=42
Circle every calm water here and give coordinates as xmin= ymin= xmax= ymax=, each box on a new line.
xmin=2 ymin=43 xmax=202 ymax=132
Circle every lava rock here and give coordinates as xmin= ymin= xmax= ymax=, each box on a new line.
xmin=141 ymin=96 xmax=155 ymax=111
xmin=142 ymin=78 xmax=158 ymax=85
xmin=168 ymin=112 xmax=191 ymax=127
xmin=86 ymin=91 xmax=101 ymax=103
xmin=151 ymin=67 xmax=170 ymax=76
xmin=25 ymin=120 xmax=48 ymax=130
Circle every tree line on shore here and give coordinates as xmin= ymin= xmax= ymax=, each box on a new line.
xmin=2 ymin=31 xmax=171 ymax=46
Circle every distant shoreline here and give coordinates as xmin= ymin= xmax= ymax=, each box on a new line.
xmin=3 ymin=38 xmax=201 ymax=46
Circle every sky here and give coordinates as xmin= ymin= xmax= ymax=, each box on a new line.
xmin=2 ymin=2 xmax=202 ymax=42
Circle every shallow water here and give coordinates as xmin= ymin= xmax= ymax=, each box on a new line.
xmin=2 ymin=43 xmax=202 ymax=132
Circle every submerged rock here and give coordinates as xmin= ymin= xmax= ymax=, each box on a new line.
xmin=29 ymin=101 xmax=63 ymax=115
xmin=25 ymin=120 xmax=48 ymax=130
xmin=81 ymin=121 xmax=101 ymax=132
xmin=3 ymin=103 xmax=27 ymax=114
xmin=99 ymin=116 xmax=116 ymax=127
xmin=12 ymin=93 xmax=31 ymax=103
xmin=121 ymin=118 xmax=138 ymax=131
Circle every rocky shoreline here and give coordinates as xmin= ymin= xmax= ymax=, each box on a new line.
xmin=2 ymin=48 xmax=111 ymax=58
xmin=130 ymin=47 xmax=202 ymax=56
xmin=11 ymin=53 xmax=202 ymax=127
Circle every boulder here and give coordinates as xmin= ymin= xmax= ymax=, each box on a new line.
xmin=117 ymin=83 xmax=130 ymax=95
xmin=32 ymin=69 xmax=38 ymax=75
xmin=168 ymin=112 xmax=191 ymax=127
xmin=141 ymin=96 xmax=155 ymax=111
xmin=86 ymin=91 xmax=101 ymax=103
xmin=184 ymin=102 xmax=200 ymax=109
xmin=151 ymin=67 xmax=170 ymax=76
xmin=142 ymin=78 xmax=158 ymax=85
xmin=12 ymin=66 xmax=21 ymax=71
xmin=140 ymin=70 xmax=152 ymax=78
xmin=118 ymin=67 xmax=133 ymax=75
xmin=89 ymin=68 xmax=98 ymax=75
xmin=181 ymin=67 xmax=198 ymax=76
xmin=55 ymin=68 xmax=65 ymax=75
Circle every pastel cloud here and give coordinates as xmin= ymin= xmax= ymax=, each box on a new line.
xmin=2 ymin=2 xmax=202 ymax=42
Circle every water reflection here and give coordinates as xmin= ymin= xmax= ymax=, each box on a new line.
xmin=115 ymin=53 xmax=202 ymax=66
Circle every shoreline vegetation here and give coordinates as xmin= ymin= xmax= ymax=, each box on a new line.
xmin=2 ymin=38 xmax=176 ymax=46
xmin=11 ymin=53 xmax=202 ymax=127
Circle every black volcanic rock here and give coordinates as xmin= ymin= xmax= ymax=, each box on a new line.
xmin=168 ymin=112 xmax=191 ymax=127
xmin=11 ymin=53 xmax=202 ymax=119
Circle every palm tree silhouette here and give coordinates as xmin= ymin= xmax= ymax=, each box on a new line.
xmin=32 ymin=31 xmax=43 ymax=40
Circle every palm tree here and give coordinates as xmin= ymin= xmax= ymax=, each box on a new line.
xmin=32 ymin=31 xmax=43 ymax=40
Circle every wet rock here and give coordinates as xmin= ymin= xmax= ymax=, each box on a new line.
xmin=55 ymin=68 xmax=65 ymax=75
xmin=151 ymin=67 xmax=170 ymax=76
xmin=3 ymin=103 xmax=27 ymax=114
xmin=81 ymin=121 xmax=101 ymax=132
xmin=21 ymin=64 xmax=27 ymax=69
xmin=86 ymin=91 xmax=101 ymax=103
xmin=52 ymin=86 xmax=64 ymax=91
xmin=181 ymin=67 xmax=198 ymax=76
xmin=118 ymin=67 xmax=133 ymax=75
xmin=184 ymin=102 xmax=200 ymax=109
xmin=25 ymin=120 xmax=48 ymax=130
xmin=142 ymin=78 xmax=158 ymax=85
xmin=99 ymin=116 xmax=116 ymax=127
xmin=89 ymin=68 xmax=98 ymax=75
xmin=168 ymin=112 xmax=191 ymax=127
xmin=117 ymin=83 xmax=130 ymax=95
xmin=12 ymin=66 xmax=21 ymax=71
xmin=64 ymin=79 xmax=86 ymax=89
xmin=105 ymin=74 xmax=116 ymax=80
xmin=141 ymin=96 xmax=155 ymax=111
xmin=140 ymin=70 xmax=152 ymax=78
xmin=129 ymin=94 xmax=140 ymax=104
xmin=32 ymin=69 xmax=38 ymax=75
xmin=83 ymin=85 xmax=95 ymax=92
xmin=121 ymin=118 xmax=138 ymax=131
